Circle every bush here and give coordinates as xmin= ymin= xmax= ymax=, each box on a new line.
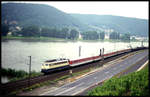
xmin=1 ymin=68 xmax=42 ymax=82
xmin=1 ymin=68 xmax=28 ymax=77
xmin=88 ymin=65 xmax=149 ymax=96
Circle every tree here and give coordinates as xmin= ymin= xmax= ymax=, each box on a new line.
xmin=99 ymin=31 xmax=105 ymax=40
xmin=70 ymin=29 xmax=79 ymax=40
xmin=109 ymin=32 xmax=120 ymax=40
xmin=41 ymin=27 xmax=70 ymax=39
xmin=22 ymin=25 xmax=40 ymax=37
xmin=82 ymin=31 xmax=99 ymax=40
xmin=2 ymin=24 xmax=9 ymax=36
xmin=41 ymin=27 xmax=51 ymax=37
xmin=120 ymin=33 xmax=130 ymax=42
xmin=61 ymin=27 xmax=69 ymax=39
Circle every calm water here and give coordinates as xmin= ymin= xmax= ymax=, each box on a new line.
xmin=1 ymin=40 xmax=148 ymax=72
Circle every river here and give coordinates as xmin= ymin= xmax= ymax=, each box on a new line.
xmin=1 ymin=40 xmax=148 ymax=72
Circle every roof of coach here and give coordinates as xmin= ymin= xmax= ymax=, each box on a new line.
xmin=44 ymin=58 xmax=69 ymax=63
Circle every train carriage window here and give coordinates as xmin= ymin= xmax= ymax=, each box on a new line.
xmin=45 ymin=64 xmax=48 ymax=66
xmin=54 ymin=61 xmax=68 ymax=65
xmin=49 ymin=64 xmax=54 ymax=66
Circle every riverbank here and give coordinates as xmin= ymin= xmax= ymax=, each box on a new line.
xmin=2 ymin=36 xmax=143 ymax=42
xmin=2 ymin=36 xmax=72 ymax=42
xmin=1 ymin=68 xmax=42 ymax=83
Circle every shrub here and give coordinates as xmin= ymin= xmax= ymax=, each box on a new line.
xmin=88 ymin=65 xmax=149 ymax=96
xmin=1 ymin=68 xmax=42 ymax=82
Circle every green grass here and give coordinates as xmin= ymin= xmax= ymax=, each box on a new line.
xmin=88 ymin=64 xmax=149 ymax=96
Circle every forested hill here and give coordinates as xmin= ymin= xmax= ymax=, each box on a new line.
xmin=70 ymin=14 xmax=148 ymax=37
xmin=2 ymin=3 xmax=148 ymax=37
xmin=1 ymin=3 xmax=89 ymax=31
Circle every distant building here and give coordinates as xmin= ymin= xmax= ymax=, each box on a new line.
xmin=16 ymin=26 xmax=22 ymax=31
xmin=104 ymin=29 xmax=114 ymax=33
xmin=105 ymin=33 xmax=109 ymax=39
xmin=7 ymin=32 xmax=12 ymax=36
xmin=78 ymin=31 xmax=82 ymax=39
xmin=79 ymin=33 xmax=82 ymax=39
xmin=130 ymin=36 xmax=136 ymax=40
xmin=130 ymin=35 xmax=148 ymax=41
xmin=103 ymin=29 xmax=116 ymax=39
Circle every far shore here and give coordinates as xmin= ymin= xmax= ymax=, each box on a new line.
xmin=2 ymin=36 xmax=145 ymax=42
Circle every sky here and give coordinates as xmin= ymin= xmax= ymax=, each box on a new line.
xmin=2 ymin=1 xmax=149 ymax=20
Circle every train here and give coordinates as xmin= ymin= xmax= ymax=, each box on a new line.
xmin=41 ymin=58 xmax=70 ymax=74
xmin=41 ymin=47 xmax=147 ymax=74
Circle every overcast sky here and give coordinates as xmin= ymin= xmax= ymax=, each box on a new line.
xmin=2 ymin=1 xmax=148 ymax=20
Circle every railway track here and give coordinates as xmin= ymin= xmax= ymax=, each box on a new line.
xmin=1 ymin=47 xmax=148 ymax=95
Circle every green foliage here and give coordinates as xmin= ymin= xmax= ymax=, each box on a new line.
xmin=2 ymin=23 xmax=9 ymax=36
xmin=11 ymin=31 xmax=21 ymax=36
xmin=109 ymin=31 xmax=120 ymax=40
xmin=1 ymin=68 xmax=42 ymax=82
xmin=2 ymin=3 xmax=148 ymax=37
xmin=2 ymin=3 xmax=87 ymax=33
xmin=69 ymin=29 xmax=79 ymax=40
xmin=71 ymin=14 xmax=148 ymax=37
xmin=41 ymin=27 xmax=57 ymax=37
xmin=21 ymin=25 xmax=40 ymax=37
xmin=60 ymin=27 xmax=69 ymax=39
xmin=82 ymin=31 xmax=99 ymax=40
xmin=120 ymin=33 xmax=130 ymax=42
xmin=41 ymin=27 xmax=79 ymax=40
xmin=88 ymin=65 xmax=149 ymax=96
xmin=1 ymin=68 xmax=28 ymax=78
xmin=99 ymin=31 xmax=105 ymax=40
xmin=20 ymin=26 xmax=78 ymax=40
